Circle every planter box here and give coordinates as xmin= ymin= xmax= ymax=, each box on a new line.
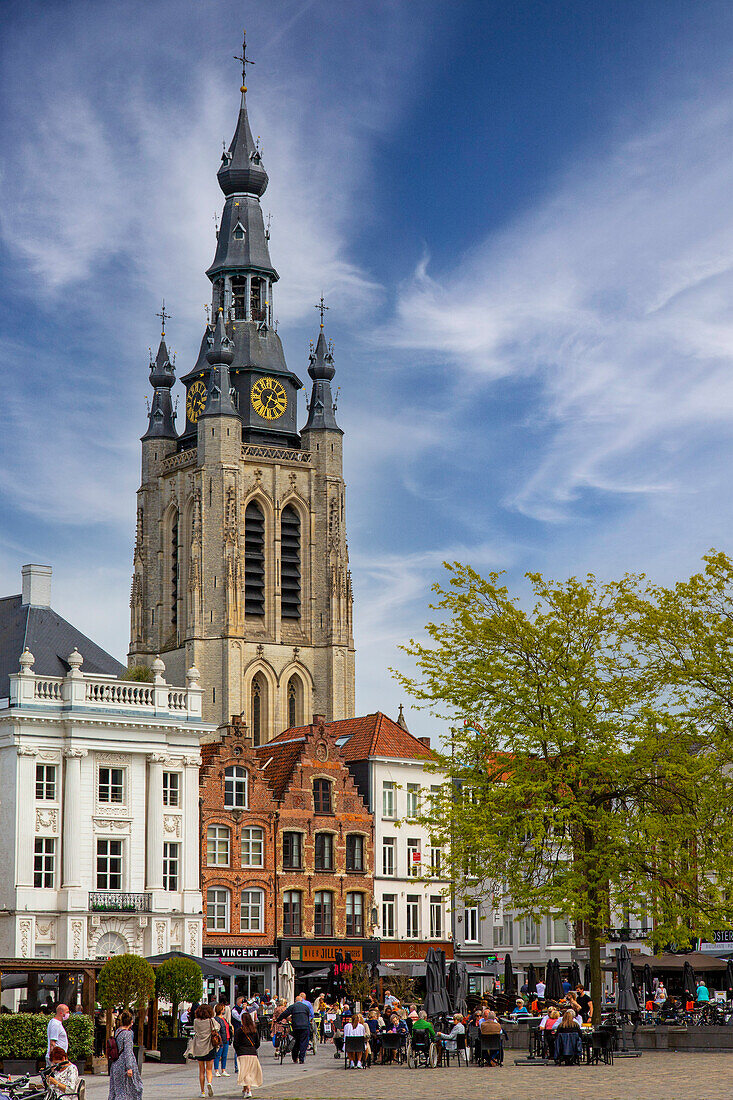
xmin=2 ymin=1058 xmax=40 ymax=1075
xmin=91 ymin=1055 xmax=109 ymax=1075
xmin=158 ymin=1037 xmax=188 ymax=1064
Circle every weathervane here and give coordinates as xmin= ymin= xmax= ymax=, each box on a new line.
xmin=234 ymin=30 xmax=255 ymax=91
xmin=156 ymin=300 xmax=171 ymax=338
xmin=315 ymin=294 xmax=329 ymax=329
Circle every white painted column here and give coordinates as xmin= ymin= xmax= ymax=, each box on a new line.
xmin=16 ymin=747 xmax=38 ymax=887
xmin=182 ymin=757 xmax=200 ymax=892
xmin=146 ymin=755 xmax=166 ymax=891
xmin=62 ymin=749 xmax=87 ymax=888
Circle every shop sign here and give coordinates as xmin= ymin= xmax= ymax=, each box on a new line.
xmin=290 ymin=945 xmax=364 ymax=963
xmin=203 ymin=947 xmax=276 ymax=960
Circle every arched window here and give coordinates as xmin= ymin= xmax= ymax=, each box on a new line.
xmin=224 ymin=766 xmax=248 ymax=808
xmin=240 ymin=888 xmax=264 ymax=932
xmin=286 ymin=675 xmax=303 ymax=728
xmin=167 ymin=509 xmax=179 ymax=634
xmin=206 ymin=825 xmax=230 ymax=866
xmin=314 ymin=891 xmax=333 ymax=936
xmin=250 ymin=277 xmax=265 ymax=322
xmin=244 ymin=502 xmax=265 ymax=616
xmin=346 ymin=834 xmax=364 ymax=873
xmin=231 ymin=276 xmax=246 ymax=321
xmin=346 ymin=892 xmax=364 ymax=936
xmin=283 ymin=890 xmax=301 ymax=936
xmin=207 ymin=888 xmax=230 ymax=932
xmin=280 ymin=506 xmax=301 ymax=621
xmin=313 ymin=778 xmax=332 ymax=814
xmin=251 ymin=673 xmax=267 ymax=746
xmin=95 ymin=931 xmax=127 ymax=958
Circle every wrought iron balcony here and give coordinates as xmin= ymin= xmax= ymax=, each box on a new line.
xmin=89 ymin=892 xmax=152 ymax=913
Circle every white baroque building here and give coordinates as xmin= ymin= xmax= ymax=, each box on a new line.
xmin=0 ymin=575 xmax=213 ymax=968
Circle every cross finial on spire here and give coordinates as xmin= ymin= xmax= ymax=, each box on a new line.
xmin=155 ymin=299 xmax=171 ymax=337
xmin=315 ymin=294 xmax=329 ymax=329
xmin=234 ymin=30 xmax=255 ymax=93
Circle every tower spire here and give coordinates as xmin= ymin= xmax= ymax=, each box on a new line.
xmin=142 ymin=310 xmax=177 ymax=440
xmin=304 ymin=304 xmax=341 ymax=434
xmin=201 ymin=309 xmax=237 ymax=419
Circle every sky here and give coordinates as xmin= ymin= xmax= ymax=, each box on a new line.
xmin=2 ymin=0 xmax=733 ymax=739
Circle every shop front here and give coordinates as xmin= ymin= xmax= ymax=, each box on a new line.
xmin=279 ymin=939 xmax=380 ymax=993
xmin=202 ymin=946 xmax=278 ymax=999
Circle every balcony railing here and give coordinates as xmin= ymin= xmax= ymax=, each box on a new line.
xmin=607 ymin=927 xmax=648 ymax=942
xmin=89 ymin=892 xmax=152 ymax=913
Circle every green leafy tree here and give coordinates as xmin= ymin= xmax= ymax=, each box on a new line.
xmin=343 ymin=964 xmax=373 ymax=1006
xmin=397 ymin=563 xmax=733 ymax=1022
xmin=98 ymin=954 xmax=155 ymax=1012
xmin=155 ymin=958 xmax=203 ymax=1037
xmin=122 ymin=664 xmax=154 ymax=682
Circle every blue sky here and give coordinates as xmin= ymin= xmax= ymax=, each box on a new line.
xmin=2 ymin=0 xmax=733 ymax=737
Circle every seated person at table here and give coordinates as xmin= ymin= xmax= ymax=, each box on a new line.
xmin=511 ymin=998 xmax=529 ymax=1017
xmin=437 ymin=1013 xmax=465 ymax=1058
xmin=479 ymin=1010 xmax=502 ymax=1035
xmin=47 ymin=1046 xmax=79 ymax=1097
xmin=333 ymin=1009 xmax=350 ymax=1057
xmin=366 ymin=1010 xmax=384 ymax=1061
xmin=411 ymin=1010 xmax=436 ymax=1042
xmin=554 ymin=1008 xmax=583 ymax=1065
xmin=540 ymin=1007 xmax=560 ymax=1056
xmin=696 ymin=981 xmax=710 ymax=1003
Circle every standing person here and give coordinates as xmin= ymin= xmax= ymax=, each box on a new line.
xmin=192 ymin=1004 xmax=219 ymax=1097
xmin=383 ymin=989 xmax=398 ymax=1010
xmin=535 ymin=977 xmax=546 ymax=999
xmin=575 ymin=985 xmax=593 ymax=1023
xmin=233 ymin=1012 xmax=262 ymax=1099
xmin=654 ymin=981 xmax=667 ymax=1008
xmin=231 ymin=996 xmax=246 ymax=1029
xmin=108 ymin=1010 xmax=143 ymax=1100
xmin=213 ymin=1004 xmax=231 ymax=1078
xmin=218 ymin=998 xmax=233 ymax=1028
xmin=278 ymin=996 xmax=311 ymax=1065
xmin=696 ymin=980 xmax=710 ymax=1003
xmin=46 ymin=1004 xmax=69 ymax=1067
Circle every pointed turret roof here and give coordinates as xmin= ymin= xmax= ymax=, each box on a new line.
xmin=201 ymin=310 xmax=238 ymax=419
xmin=142 ymin=336 xmax=177 ymax=440
xmin=217 ymin=89 xmax=269 ymax=198
xmin=303 ymin=322 xmax=341 ymax=434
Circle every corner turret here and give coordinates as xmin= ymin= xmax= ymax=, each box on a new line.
xmin=142 ymin=309 xmax=177 ymax=440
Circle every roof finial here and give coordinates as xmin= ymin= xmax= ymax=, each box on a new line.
xmin=234 ymin=29 xmax=255 ymax=95
xmin=155 ymin=299 xmax=171 ymax=338
xmin=315 ymin=294 xmax=329 ymax=330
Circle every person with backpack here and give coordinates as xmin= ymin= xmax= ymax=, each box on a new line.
xmin=191 ymin=1004 xmax=219 ymax=1097
xmin=232 ymin=1012 xmax=262 ymax=1099
xmin=108 ymin=1010 xmax=142 ymax=1099
xmin=213 ymin=1004 xmax=231 ymax=1077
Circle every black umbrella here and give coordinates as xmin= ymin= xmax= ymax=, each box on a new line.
xmin=448 ymin=960 xmax=459 ymax=1011
xmin=616 ymin=946 xmax=639 ymax=1013
xmin=643 ymin=963 xmax=653 ymax=1003
xmin=526 ymin=962 xmax=537 ymax=996
xmin=504 ymin=953 xmax=515 ymax=998
xmin=449 ymin=960 xmax=468 ymax=1015
xmin=456 ymin=960 xmax=469 ymax=1015
xmin=570 ymin=961 xmax=581 ymax=988
xmin=726 ymin=960 xmax=733 ymax=997
xmin=546 ymin=958 xmax=563 ymax=1002
xmin=683 ymin=960 xmax=697 ymax=1002
xmin=424 ymin=947 xmax=451 ymax=1018
xmin=584 ymin=962 xmax=592 ymax=991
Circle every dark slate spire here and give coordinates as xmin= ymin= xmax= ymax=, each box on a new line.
xmin=217 ymin=34 xmax=268 ymax=199
xmin=142 ymin=331 xmax=177 ymax=440
xmin=201 ymin=309 xmax=238 ymax=419
xmin=304 ymin=318 xmax=341 ymax=434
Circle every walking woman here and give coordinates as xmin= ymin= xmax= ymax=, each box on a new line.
xmin=213 ymin=1004 xmax=231 ymax=1077
xmin=108 ymin=1010 xmax=142 ymax=1100
xmin=233 ymin=1011 xmax=262 ymax=1099
xmin=192 ymin=1004 xmax=219 ymax=1097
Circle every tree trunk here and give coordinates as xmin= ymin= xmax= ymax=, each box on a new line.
xmin=588 ymin=916 xmax=603 ymax=1026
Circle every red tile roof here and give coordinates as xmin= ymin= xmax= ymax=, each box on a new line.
xmin=268 ymin=712 xmax=437 ymax=762
xmin=255 ymin=737 xmax=305 ymax=800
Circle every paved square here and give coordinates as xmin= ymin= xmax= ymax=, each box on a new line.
xmin=81 ymin=1045 xmax=733 ymax=1100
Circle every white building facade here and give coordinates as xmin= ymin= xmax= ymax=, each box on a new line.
xmin=0 ymin=648 xmax=212 ymax=969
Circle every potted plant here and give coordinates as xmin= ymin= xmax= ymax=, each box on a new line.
xmin=155 ymin=957 xmax=202 ymax=1062
xmin=97 ymin=953 xmax=156 ymax=1059
xmin=0 ymin=1012 xmax=46 ymax=1074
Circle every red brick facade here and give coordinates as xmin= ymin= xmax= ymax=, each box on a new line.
xmin=200 ymin=715 xmax=374 ymax=955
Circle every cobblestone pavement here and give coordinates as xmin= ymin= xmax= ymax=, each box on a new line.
xmin=80 ymin=1045 xmax=733 ymax=1100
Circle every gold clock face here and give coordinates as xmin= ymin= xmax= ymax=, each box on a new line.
xmin=186 ymin=378 xmax=207 ymax=424
xmin=251 ymin=376 xmax=287 ymax=421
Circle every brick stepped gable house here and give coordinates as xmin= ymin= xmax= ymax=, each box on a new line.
xmin=201 ymin=714 xmax=375 ymax=994
xmin=128 ymin=37 xmax=355 ymax=737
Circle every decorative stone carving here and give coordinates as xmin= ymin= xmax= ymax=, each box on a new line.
xmin=155 ymin=921 xmax=166 ymax=953
xmin=18 ymin=918 xmax=33 ymax=958
xmin=95 ymin=752 xmax=125 ymax=763
xmin=71 ymin=920 xmax=83 ymax=959
xmin=183 ymin=754 xmax=201 ymax=766
xmin=38 ymin=751 xmax=61 ymax=762
xmin=36 ymin=919 xmax=56 ymax=942
xmin=93 ymin=818 xmax=131 ymax=832
xmin=62 ymin=748 xmax=88 ymax=759
xmin=16 ymin=745 xmax=39 ymax=757
xmin=35 ymin=808 xmax=58 ymax=832
xmin=163 ymin=815 xmax=181 ymax=837
xmin=315 ymin=742 xmax=328 ymax=762
xmin=187 ymin=921 xmax=198 ymax=954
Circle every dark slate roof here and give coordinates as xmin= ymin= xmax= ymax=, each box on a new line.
xmin=217 ymin=93 xmax=269 ymax=199
xmin=0 ymin=595 xmax=124 ymax=700
xmin=181 ymin=320 xmax=301 ymax=387
xmin=207 ymin=195 xmax=277 ymax=280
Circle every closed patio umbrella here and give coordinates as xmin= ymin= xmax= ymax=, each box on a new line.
xmin=278 ymin=959 xmax=295 ymax=1004
xmin=584 ymin=962 xmax=592 ymax=991
xmin=726 ymin=960 xmax=733 ymax=997
xmin=570 ymin=961 xmax=581 ymax=988
xmin=424 ymin=947 xmax=451 ymax=1018
xmin=683 ymin=960 xmax=697 ymax=1002
xmin=546 ymin=958 xmax=563 ymax=1002
xmin=448 ymin=960 xmax=459 ymax=1011
xmin=616 ymin=945 xmax=639 ymax=1052
xmin=643 ymin=963 xmax=653 ymax=1003
xmin=504 ymin=954 xmax=515 ymax=998
xmin=526 ymin=962 xmax=537 ymax=996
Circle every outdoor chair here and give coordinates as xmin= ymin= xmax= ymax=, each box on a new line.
xmin=379 ymin=1032 xmax=406 ymax=1065
xmin=527 ymin=1019 xmax=543 ymax=1059
xmin=554 ymin=1029 xmax=583 ymax=1065
xmin=466 ymin=1023 xmax=480 ymax=1063
xmin=590 ymin=1030 xmax=614 ymax=1066
xmin=441 ymin=1032 xmax=467 ymax=1068
xmin=542 ymin=1029 xmax=557 ymax=1061
xmin=479 ymin=1033 xmax=503 ymax=1066
xmin=343 ymin=1035 xmax=367 ymax=1068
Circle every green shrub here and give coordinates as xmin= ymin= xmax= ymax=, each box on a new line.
xmin=65 ymin=1014 xmax=93 ymax=1061
xmin=155 ymin=958 xmax=202 ymax=1037
xmin=0 ymin=1013 xmax=47 ymax=1059
xmin=98 ymin=954 xmax=155 ymax=1011
xmin=122 ymin=665 xmax=154 ymax=682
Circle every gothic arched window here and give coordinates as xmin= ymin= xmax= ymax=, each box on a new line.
xmin=280 ymin=505 xmax=301 ymax=620
xmin=231 ymin=276 xmax=246 ymax=321
xmin=251 ymin=674 xmax=265 ymax=746
xmin=244 ymin=501 xmax=265 ymax=616
xmin=287 ymin=675 xmax=303 ymax=728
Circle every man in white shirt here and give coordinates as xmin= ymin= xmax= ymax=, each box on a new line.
xmin=536 ymin=980 xmax=546 ymax=999
xmin=383 ymin=989 xmax=398 ymax=1009
xmin=46 ymin=1004 xmax=70 ymax=1067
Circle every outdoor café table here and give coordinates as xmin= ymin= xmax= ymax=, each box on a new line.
xmin=580 ymin=1025 xmax=594 ymax=1064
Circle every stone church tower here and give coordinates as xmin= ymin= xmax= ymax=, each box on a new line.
xmin=129 ymin=61 xmax=355 ymax=739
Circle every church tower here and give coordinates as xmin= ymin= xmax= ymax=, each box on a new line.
xmin=129 ymin=40 xmax=355 ymax=738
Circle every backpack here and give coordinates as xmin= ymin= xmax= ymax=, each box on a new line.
xmin=106 ymin=1035 xmax=120 ymax=1062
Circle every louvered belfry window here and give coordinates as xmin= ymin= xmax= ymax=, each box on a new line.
xmin=231 ymin=276 xmax=246 ymax=320
xmin=280 ymin=505 xmax=301 ymax=620
xmin=244 ymin=501 xmax=265 ymax=616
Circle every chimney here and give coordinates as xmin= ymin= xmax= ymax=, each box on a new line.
xmin=419 ymin=736 xmax=431 ymax=749
xmin=21 ymin=564 xmax=52 ymax=608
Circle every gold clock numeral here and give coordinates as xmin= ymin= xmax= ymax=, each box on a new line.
xmin=251 ymin=376 xmax=287 ymax=421
xmin=186 ymin=378 xmax=208 ymax=424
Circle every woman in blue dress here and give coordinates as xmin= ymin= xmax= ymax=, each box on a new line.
xmin=108 ymin=1010 xmax=143 ymax=1100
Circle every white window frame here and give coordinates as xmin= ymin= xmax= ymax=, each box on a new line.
xmin=35 ymin=763 xmax=57 ymax=801
xmin=162 ymin=771 xmax=180 ymax=807
xmin=224 ymin=766 xmax=248 ymax=808
xmin=382 ymin=894 xmax=396 ymax=938
xmin=207 ymin=887 xmax=230 ymax=931
xmin=546 ymin=915 xmax=571 ymax=945
xmin=406 ymin=783 xmax=420 ymax=819
xmin=382 ymin=782 xmax=395 ymax=819
xmin=241 ymin=827 xmax=264 ymax=868
xmin=207 ymin=825 xmax=230 ymax=867
xmin=406 ymin=894 xmax=420 ymax=939
xmin=163 ymin=841 xmax=179 ymax=891
xmin=98 ymin=766 xmax=125 ymax=805
xmin=430 ymin=895 xmax=443 ymax=939
xmin=34 ymin=837 xmax=56 ymax=888
xmin=518 ymin=916 xmax=539 ymax=946
xmin=407 ymin=838 xmax=421 ymax=878
xmin=464 ymin=905 xmax=480 ymax=943
xmin=240 ymin=888 xmax=264 ymax=932
xmin=430 ymin=845 xmax=442 ymax=874
xmin=96 ymin=838 xmax=123 ymax=890
xmin=382 ymin=838 xmax=396 ymax=877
